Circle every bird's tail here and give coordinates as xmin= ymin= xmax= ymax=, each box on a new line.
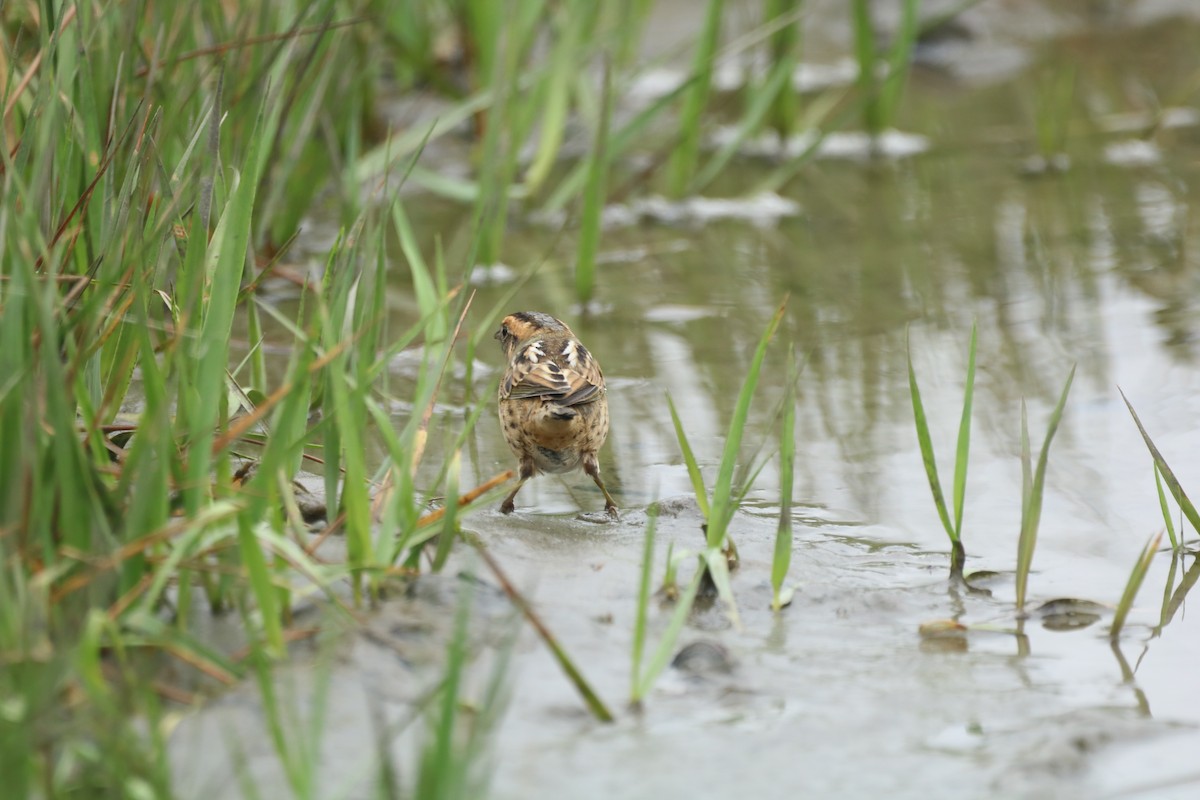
xmin=548 ymin=405 xmax=578 ymax=421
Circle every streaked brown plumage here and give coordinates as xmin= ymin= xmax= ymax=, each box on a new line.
xmin=494 ymin=311 xmax=617 ymax=517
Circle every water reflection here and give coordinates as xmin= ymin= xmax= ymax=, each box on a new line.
xmin=437 ymin=127 xmax=1199 ymax=524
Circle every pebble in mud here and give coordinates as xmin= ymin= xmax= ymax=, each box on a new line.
xmin=671 ymin=640 xmax=736 ymax=676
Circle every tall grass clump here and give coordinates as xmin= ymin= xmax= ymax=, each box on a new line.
xmin=354 ymin=0 xmax=843 ymax=226
xmin=907 ymin=323 xmax=976 ymax=581
xmin=632 ymin=303 xmax=785 ymax=705
xmin=356 ymin=0 xmax=662 ymax=267
xmin=0 ymin=1 xmax=590 ymax=792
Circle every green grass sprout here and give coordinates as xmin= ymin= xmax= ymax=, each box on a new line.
xmin=1015 ymin=366 xmax=1076 ymax=614
xmin=1110 ymin=531 xmax=1164 ymax=641
xmin=906 ymin=322 xmax=976 ymax=580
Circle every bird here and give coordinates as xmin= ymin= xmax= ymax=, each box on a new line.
xmin=494 ymin=311 xmax=617 ymax=517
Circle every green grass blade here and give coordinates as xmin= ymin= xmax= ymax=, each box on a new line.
xmin=704 ymin=546 xmax=741 ymax=628
xmin=522 ymin=3 xmax=582 ymax=193
xmin=1015 ymin=399 xmax=1033 ymax=608
xmin=666 ymin=393 xmax=710 ymax=520
xmin=691 ymin=56 xmax=791 ymax=193
xmin=185 ymin=107 xmax=260 ymax=514
xmin=354 ymin=86 xmax=499 ymax=185
xmin=325 ymin=330 xmax=372 ymax=599
xmin=762 ymin=0 xmax=802 ymax=139
xmin=707 ymin=299 xmax=786 ymax=548
xmin=952 ymin=322 xmax=976 ymax=539
xmin=752 ymin=85 xmax=853 ymax=195
xmin=470 ymin=542 xmax=613 ymax=722
xmin=1016 ymin=365 xmax=1076 ymax=613
xmin=203 ymin=93 xmax=284 ymax=652
xmin=851 ymin=0 xmax=880 ymax=135
xmin=417 ymin=571 xmax=473 ymax=799
xmin=431 ymin=451 xmax=462 ymax=572
xmin=1159 ymin=552 xmax=1200 ymax=630
xmin=575 ymin=57 xmax=612 ymax=310
xmin=635 ymin=563 xmax=704 ymax=702
xmin=1156 ymin=550 xmax=1180 ymax=633
xmin=660 ymin=540 xmax=680 ymax=597
xmin=630 ymin=510 xmax=657 ymax=704
xmin=906 ymin=333 xmax=955 ymax=543
xmin=541 ymin=73 xmax=694 ymax=215
xmin=1110 ymin=531 xmax=1163 ymax=641
xmin=1121 ymin=388 xmax=1200 ymax=539
xmin=1154 ymin=465 xmax=1179 ymax=551
xmin=771 ymin=347 xmax=797 ymax=611
xmin=877 ymin=0 xmax=921 ymax=127
xmin=1020 ymin=400 xmax=1033 ymax=503
xmin=393 ymin=200 xmax=448 ymax=343
xmin=667 ymin=0 xmax=723 ymax=196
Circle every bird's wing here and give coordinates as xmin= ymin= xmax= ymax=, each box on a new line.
xmin=502 ymin=338 xmax=604 ymax=407
xmin=556 ymin=337 xmax=604 ymax=406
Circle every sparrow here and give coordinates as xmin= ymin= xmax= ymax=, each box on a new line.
xmin=494 ymin=311 xmax=617 ymax=517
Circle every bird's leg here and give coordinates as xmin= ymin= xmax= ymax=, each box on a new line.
xmin=582 ymin=453 xmax=618 ymax=518
xmin=500 ymin=459 xmax=535 ymax=514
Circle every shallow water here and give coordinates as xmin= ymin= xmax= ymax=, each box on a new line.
xmin=174 ymin=5 xmax=1200 ymax=799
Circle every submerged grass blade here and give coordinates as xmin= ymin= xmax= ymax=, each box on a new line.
xmin=1015 ymin=365 xmax=1076 ymax=614
xmin=1110 ymin=531 xmax=1163 ymax=641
